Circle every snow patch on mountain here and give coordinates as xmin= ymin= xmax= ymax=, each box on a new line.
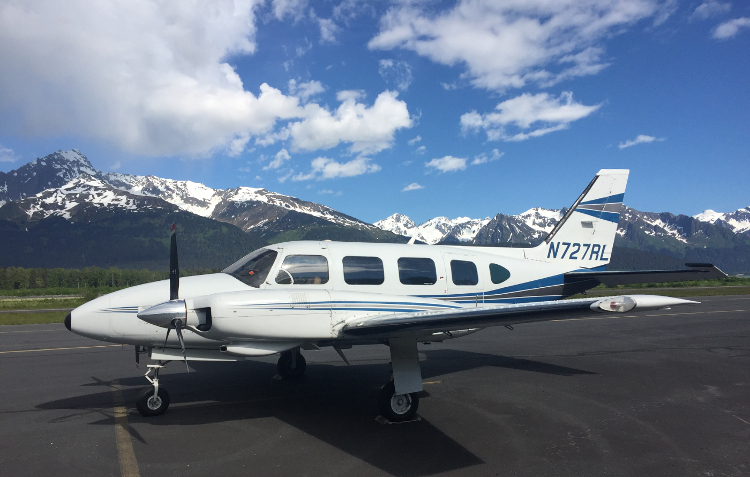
xmin=374 ymin=214 xmax=490 ymax=244
xmin=16 ymin=174 xmax=172 ymax=221
xmin=694 ymin=207 xmax=750 ymax=234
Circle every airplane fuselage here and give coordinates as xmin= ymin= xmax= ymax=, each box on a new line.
xmin=69 ymin=240 xmax=604 ymax=349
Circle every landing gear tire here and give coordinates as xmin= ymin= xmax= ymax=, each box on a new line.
xmin=277 ymin=350 xmax=306 ymax=379
xmin=136 ymin=387 xmax=170 ymax=417
xmin=378 ymin=381 xmax=419 ymax=422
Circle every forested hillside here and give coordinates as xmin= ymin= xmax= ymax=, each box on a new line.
xmin=0 ymin=210 xmax=267 ymax=270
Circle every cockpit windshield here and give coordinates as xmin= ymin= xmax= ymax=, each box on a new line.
xmin=223 ymin=248 xmax=278 ymax=288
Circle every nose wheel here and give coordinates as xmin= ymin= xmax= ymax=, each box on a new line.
xmin=378 ymin=380 xmax=419 ymax=422
xmin=277 ymin=349 xmax=306 ymax=379
xmin=136 ymin=364 xmax=170 ymax=417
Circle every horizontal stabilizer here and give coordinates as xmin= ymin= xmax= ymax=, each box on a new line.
xmin=565 ymin=263 xmax=726 ymax=287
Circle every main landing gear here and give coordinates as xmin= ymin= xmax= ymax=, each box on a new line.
xmin=378 ymin=380 xmax=419 ymax=422
xmin=277 ymin=348 xmax=306 ymax=379
xmin=136 ymin=364 xmax=170 ymax=416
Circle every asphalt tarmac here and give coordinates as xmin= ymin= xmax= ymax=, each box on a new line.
xmin=1 ymin=295 xmax=748 ymax=477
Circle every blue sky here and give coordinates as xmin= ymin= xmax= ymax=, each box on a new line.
xmin=0 ymin=0 xmax=748 ymax=224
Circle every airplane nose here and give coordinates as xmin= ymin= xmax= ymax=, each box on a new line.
xmin=64 ymin=313 xmax=71 ymax=331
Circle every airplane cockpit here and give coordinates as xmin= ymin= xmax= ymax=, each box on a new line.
xmin=223 ymin=248 xmax=278 ymax=287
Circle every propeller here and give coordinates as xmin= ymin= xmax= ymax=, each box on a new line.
xmin=168 ymin=223 xmax=189 ymax=372
xmin=136 ymin=223 xmax=190 ymax=372
xmin=170 ymin=222 xmax=179 ymax=300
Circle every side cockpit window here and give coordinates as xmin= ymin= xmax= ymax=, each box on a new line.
xmin=276 ymin=255 xmax=329 ymax=285
xmin=223 ymin=249 xmax=278 ymax=288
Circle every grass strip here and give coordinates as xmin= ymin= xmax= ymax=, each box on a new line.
xmin=0 ymin=297 xmax=87 ymax=310
xmin=0 ymin=311 xmax=69 ymax=326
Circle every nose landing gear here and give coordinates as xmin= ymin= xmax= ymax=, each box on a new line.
xmin=136 ymin=364 xmax=170 ymax=416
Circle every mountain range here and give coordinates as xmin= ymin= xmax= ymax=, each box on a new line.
xmin=1 ymin=150 xmax=748 ymax=273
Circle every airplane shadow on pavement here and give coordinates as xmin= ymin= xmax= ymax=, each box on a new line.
xmin=36 ymin=349 xmax=595 ymax=476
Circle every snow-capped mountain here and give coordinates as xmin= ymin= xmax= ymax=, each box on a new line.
xmin=374 ymin=208 xmax=564 ymax=245
xmin=374 ymin=214 xmax=490 ymax=244
xmin=0 ymin=174 xmax=177 ymax=222
xmin=102 ymin=171 xmax=372 ymax=234
xmin=694 ymin=207 xmax=750 ymax=235
xmin=0 ymin=150 xmax=376 ymax=236
xmin=0 ymin=149 xmax=96 ymax=207
xmin=373 ymin=214 xmax=416 ymax=237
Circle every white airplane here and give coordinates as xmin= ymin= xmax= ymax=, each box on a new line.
xmin=65 ymin=169 xmax=724 ymax=421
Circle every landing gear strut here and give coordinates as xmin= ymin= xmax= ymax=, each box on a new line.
xmin=277 ymin=348 xmax=306 ymax=379
xmin=136 ymin=364 xmax=170 ymax=416
xmin=378 ymin=380 xmax=419 ymax=422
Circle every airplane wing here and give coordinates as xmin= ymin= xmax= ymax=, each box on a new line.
xmin=342 ymin=295 xmax=696 ymax=337
xmin=564 ymin=263 xmax=726 ymax=287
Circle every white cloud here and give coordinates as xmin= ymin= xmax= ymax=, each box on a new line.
xmin=277 ymin=169 xmax=294 ymax=183
xmin=293 ymin=156 xmax=381 ymax=181
xmin=369 ymin=0 xmax=667 ymax=92
xmin=401 ymin=182 xmax=424 ymax=191
xmin=311 ymin=9 xmax=339 ymax=43
xmin=264 ymin=148 xmax=291 ymax=170
xmin=288 ymin=79 xmax=325 ymax=102
xmin=713 ymin=17 xmax=750 ymax=39
xmin=0 ymin=146 xmax=18 ymax=162
xmin=228 ymin=133 xmax=252 ymax=157
xmin=255 ymin=127 xmax=291 ymax=147
xmin=618 ymin=135 xmax=665 ymax=149
xmin=378 ymin=59 xmax=413 ymax=91
xmin=425 ymin=156 xmax=467 ymax=173
xmin=111 ymin=160 xmax=122 ymax=171
xmin=333 ymin=0 xmax=375 ymax=24
xmin=471 ymin=149 xmax=504 ymax=165
xmin=290 ymin=90 xmax=412 ymax=155
xmin=407 ymin=135 xmax=421 ymax=145
xmin=415 ymin=145 xmax=427 ymax=155
xmin=691 ymin=1 xmax=731 ymax=21
xmin=318 ymin=189 xmax=342 ymax=196
xmin=0 ymin=0 xmax=323 ymax=158
xmin=461 ymin=92 xmax=600 ymax=142
xmin=272 ymin=0 xmax=308 ymax=21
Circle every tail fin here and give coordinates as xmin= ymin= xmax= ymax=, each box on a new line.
xmin=526 ymin=169 xmax=629 ymax=268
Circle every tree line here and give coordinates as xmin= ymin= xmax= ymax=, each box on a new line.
xmin=0 ymin=266 xmax=217 ymax=290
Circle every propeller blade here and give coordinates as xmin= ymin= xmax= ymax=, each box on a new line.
xmin=170 ymin=222 xmax=179 ymax=300
xmin=163 ymin=327 xmax=171 ymax=349
xmin=135 ymin=345 xmax=140 ymax=369
xmin=174 ymin=320 xmax=189 ymax=373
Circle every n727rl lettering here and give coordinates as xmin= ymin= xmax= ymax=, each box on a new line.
xmin=66 ymin=169 xmax=724 ymax=421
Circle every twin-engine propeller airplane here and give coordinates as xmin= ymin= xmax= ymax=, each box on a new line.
xmin=66 ymin=169 xmax=725 ymax=421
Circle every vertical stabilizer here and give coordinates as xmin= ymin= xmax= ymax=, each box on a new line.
xmin=526 ymin=169 xmax=628 ymax=268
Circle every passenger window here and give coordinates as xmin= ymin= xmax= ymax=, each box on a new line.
xmin=343 ymin=256 xmax=384 ymax=285
xmin=275 ymin=255 xmax=329 ymax=285
xmin=398 ymin=257 xmax=437 ymax=285
xmin=451 ymin=260 xmax=478 ymax=286
xmin=489 ymin=263 xmax=511 ymax=284
xmin=223 ymin=249 xmax=278 ymax=288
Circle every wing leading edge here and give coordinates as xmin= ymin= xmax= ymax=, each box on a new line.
xmin=341 ymin=295 xmax=697 ymax=337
